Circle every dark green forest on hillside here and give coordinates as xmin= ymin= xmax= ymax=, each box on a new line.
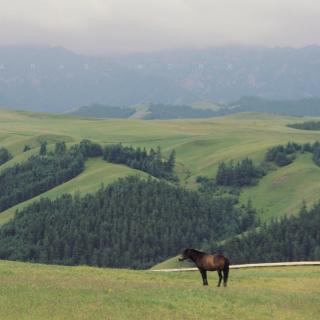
xmin=0 ymin=140 xmax=176 ymax=214
xmin=0 ymin=177 xmax=257 ymax=269
xmin=0 ymin=140 xmax=102 ymax=213
xmin=103 ymin=144 xmax=176 ymax=180
xmin=287 ymin=121 xmax=320 ymax=131
xmin=210 ymin=203 xmax=320 ymax=263
xmin=265 ymin=141 xmax=320 ymax=166
xmin=215 ymin=158 xmax=265 ymax=187
xmin=197 ymin=158 xmax=265 ymax=193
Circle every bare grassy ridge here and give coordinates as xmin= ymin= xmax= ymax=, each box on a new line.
xmin=0 ymin=260 xmax=319 ymax=320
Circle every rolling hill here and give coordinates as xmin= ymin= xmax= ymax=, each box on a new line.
xmin=2 ymin=108 xmax=320 ymax=227
xmin=66 ymin=97 xmax=320 ymax=120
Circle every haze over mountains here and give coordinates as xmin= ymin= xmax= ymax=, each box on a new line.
xmin=1 ymin=45 xmax=320 ymax=112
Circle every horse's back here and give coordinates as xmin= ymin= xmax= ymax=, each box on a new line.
xmin=213 ymin=254 xmax=228 ymax=269
xmin=201 ymin=254 xmax=228 ymax=271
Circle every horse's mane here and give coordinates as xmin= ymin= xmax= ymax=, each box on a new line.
xmin=189 ymin=248 xmax=207 ymax=255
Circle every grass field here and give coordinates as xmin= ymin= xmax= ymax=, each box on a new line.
xmin=0 ymin=260 xmax=319 ymax=320
xmin=151 ymin=255 xmax=195 ymax=270
xmin=2 ymin=108 xmax=320 ymax=224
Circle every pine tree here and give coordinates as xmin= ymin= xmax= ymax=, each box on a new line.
xmin=39 ymin=141 xmax=47 ymax=156
xmin=0 ymin=147 xmax=13 ymax=165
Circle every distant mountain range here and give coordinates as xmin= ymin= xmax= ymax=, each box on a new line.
xmin=1 ymin=45 xmax=320 ymax=112
xmin=68 ymin=97 xmax=320 ymax=119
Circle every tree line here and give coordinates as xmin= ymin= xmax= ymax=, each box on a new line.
xmin=103 ymin=144 xmax=176 ymax=180
xmin=215 ymin=158 xmax=265 ymax=187
xmin=265 ymin=141 xmax=320 ymax=167
xmin=198 ymin=140 xmax=320 ymax=191
xmin=0 ymin=139 xmax=102 ymax=213
xmin=287 ymin=121 xmax=320 ymax=131
xmin=209 ymin=202 xmax=320 ymax=263
xmin=0 ymin=139 xmax=177 ymax=214
xmin=197 ymin=158 xmax=265 ymax=192
xmin=0 ymin=176 xmax=257 ymax=269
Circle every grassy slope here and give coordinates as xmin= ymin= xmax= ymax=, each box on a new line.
xmin=0 ymin=260 xmax=319 ymax=320
xmin=2 ymin=108 xmax=320 ymax=224
xmin=0 ymin=159 xmax=146 ymax=226
xmin=241 ymin=153 xmax=320 ymax=222
xmin=151 ymin=255 xmax=194 ymax=270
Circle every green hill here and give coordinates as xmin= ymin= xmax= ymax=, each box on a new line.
xmin=1 ymin=108 xmax=320 ymax=226
xmin=66 ymin=97 xmax=320 ymax=120
xmin=0 ymin=260 xmax=319 ymax=320
xmin=0 ymin=159 xmax=146 ymax=226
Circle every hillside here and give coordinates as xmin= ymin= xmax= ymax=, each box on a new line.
xmin=0 ymin=176 xmax=255 ymax=268
xmin=0 ymin=159 xmax=146 ymax=226
xmin=228 ymin=96 xmax=320 ymax=117
xmin=2 ymin=108 xmax=320 ymax=226
xmin=66 ymin=97 xmax=320 ymax=120
xmin=0 ymin=260 xmax=319 ymax=320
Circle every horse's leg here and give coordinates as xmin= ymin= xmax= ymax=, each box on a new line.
xmin=217 ymin=270 xmax=223 ymax=287
xmin=223 ymin=266 xmax=229 ymax=287
xmin=199 ymin=269 xmax=208 ymax=286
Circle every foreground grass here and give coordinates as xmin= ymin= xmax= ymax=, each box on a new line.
xmin=151 ymin=255 xmax=194 ymax=270
xmin=0 ymin=260 xmax=319 ymax=320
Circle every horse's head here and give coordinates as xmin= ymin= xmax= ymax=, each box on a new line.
xmin=178 ymin=248 xmax=192 ymax=261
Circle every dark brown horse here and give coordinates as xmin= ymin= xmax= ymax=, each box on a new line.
xmin=179 ymin=248 xmax=229 ymax=287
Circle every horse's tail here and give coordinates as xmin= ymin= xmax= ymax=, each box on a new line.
xmin=223 ymin=257 xmax=230 ymax=284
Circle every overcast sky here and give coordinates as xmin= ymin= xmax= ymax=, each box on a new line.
xmin=0 ymin=0 xmax=319 ymax=54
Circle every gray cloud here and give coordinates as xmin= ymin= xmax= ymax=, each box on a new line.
xmin=0 ymin=0 xmax=319 ymax=54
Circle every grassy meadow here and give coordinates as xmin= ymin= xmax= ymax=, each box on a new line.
xmin=1 ymin=108 xmax=320 ymax=225
xmin=0 ymin=260 xmax=319 ymax=320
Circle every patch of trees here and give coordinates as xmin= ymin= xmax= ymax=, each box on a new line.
xmin=197 ymin=158 xmax=265 ymax=192
xmin=144 ymin=104 xmax=218 ymax=120
xmin=23 ymin=145 xmax=32 ymax=152
xmin=78 ymin=139 xmax=103 ymax=158
xmin=210 ymin=203 xmax=320 ymax=263
xmin=265 ymin=142 xmax=300 ymax=166
xmin=0 ymin=147 xmax=12 ymax=165
xmin=196 ymin=176 xmax=218 ymax=193
xmin=103 ymin=144 xmax=176 ymax=180
xmin=68 ymin=104 xmax=135 ymax=118
xmin=0 ymin=139 xmax=102 ymax=213
xmin=287 ymin=121 xmax=320 ymax=131
xmin=265 ymin=141 xmax=320 ymax=167
xmin=0 ymin=176 xmax=258 ymax=269
xmin=216 ymin=158 xmax=265 ymax=187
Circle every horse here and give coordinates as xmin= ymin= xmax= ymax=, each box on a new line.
xmin=179 ymin=248 xmax=229 ymax=287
